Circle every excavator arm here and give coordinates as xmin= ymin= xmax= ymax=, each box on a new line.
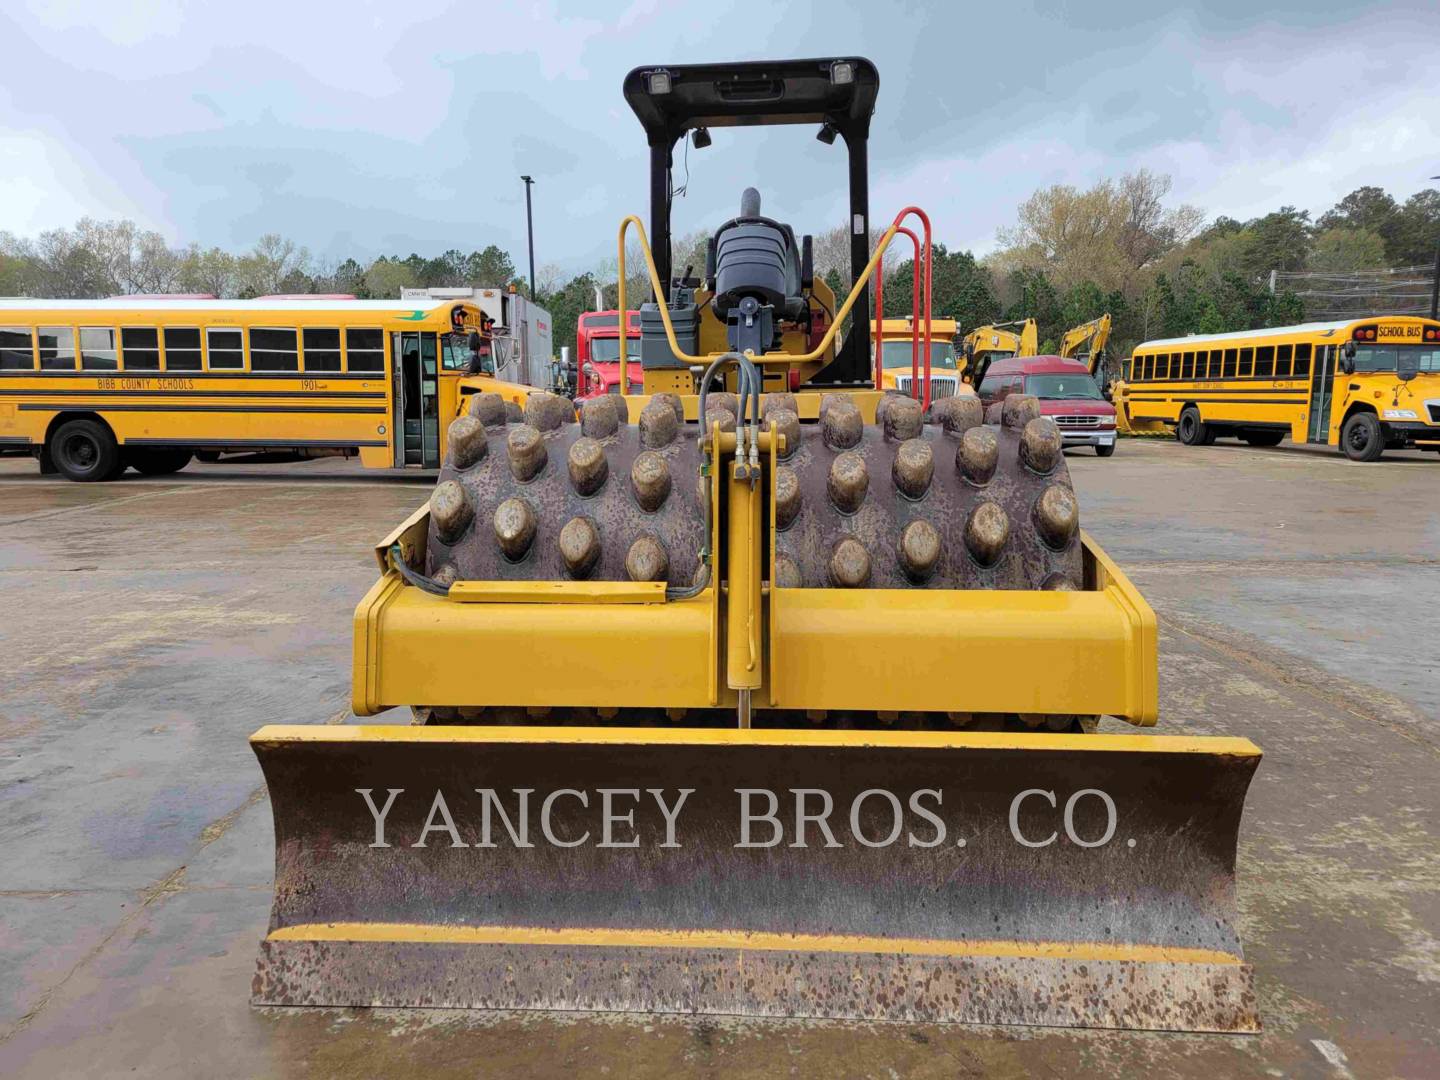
xmin=1059 ymin=314 xmax=1112 ymax=379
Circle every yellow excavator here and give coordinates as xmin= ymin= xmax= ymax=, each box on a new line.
xmin=249 ymin=57 xmax=1260 ymax=1032
xmin=959 ymin=318 xmax=1037 ymax=385
xmin=1059 ymin=313 xmax=1111 ymax=373
xmin=1059 ymin=313 xmax=1165 ymax=436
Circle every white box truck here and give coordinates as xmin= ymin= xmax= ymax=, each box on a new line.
xmin=400 ymin=286 xmax=558 ymax=391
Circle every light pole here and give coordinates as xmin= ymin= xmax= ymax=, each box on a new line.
xmin=521 ymin=175 xmax=536 ymax=300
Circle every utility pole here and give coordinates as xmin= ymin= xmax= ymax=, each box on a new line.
xmin=521 ymin=175 xmax=536 ymax=300
xmin=1430 ymin=176 xmax=1440 ymax=319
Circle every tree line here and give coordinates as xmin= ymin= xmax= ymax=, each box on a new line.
xmin=2 ymin=176 xmax=1436 ymax=361
xmin=872 ymin=174 xmax=1439 ymax=359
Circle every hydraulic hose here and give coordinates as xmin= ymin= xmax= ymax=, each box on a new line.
xmin=388 ymin=543 xmax=452 ymax=596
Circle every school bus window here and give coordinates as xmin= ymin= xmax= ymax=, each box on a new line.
xmin=345 ymin=327 xmax=383 ymax=372
xmin=250 ymin=327 xmax=298 ymax=371
xmin=1254 ymin=345 xmax=1274 ymax=379
xmin=207 ymin=328 xmax=244 ymax=369
xmin=1181 ymin=351 xmax=1194 ymax=379
xmin=0 ymin=326 xmax=34 ymax=370
xmin=121 ymin=327 xmax=160 ymax=371
xmin=1238 ymin=347 xmax=1253 ymax=377
xmin=441 ymin=333 xmax=470 ymax=371
xmin=1418 ymin=348 xmax=1440 ymax=372
xmin=1275 ymin=344 xmax=1292 ymax=378
xmin=303 ymin=327 xmax=341 ymax=372
xmin=1293 ymin=343 xmax=1311 ymax=377
xmin=80 ymin=327 xmax=118 ymax=371
xmin=1154 ymin=354 xmax=1167 ymax=380
xmin=1210 ymin=350 xmax=1223 ymax=378
xmin=1141 ymin=356 xmax=1152 ymax=380
xmin=1121 ymin=358 xmax=1132 ymax=380
xmin=38 ymin=327 xmax=76 ymax=370
xmin=164 ymin=327 xmax=202 ymax=370
xmin=1223 ymin=348 xmax=1237 ymax=378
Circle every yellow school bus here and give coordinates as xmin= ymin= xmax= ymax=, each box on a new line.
xmin=0 ymin=298 xmax=537 ymax=480
xmin=1120 ymin=316 xmax=1440 ymax=460
xmin=871 ymin=316 xmax=971 ymax=400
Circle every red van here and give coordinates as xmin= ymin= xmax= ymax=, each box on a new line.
xmin=977 ymin=355 xmax=1117 ymax=456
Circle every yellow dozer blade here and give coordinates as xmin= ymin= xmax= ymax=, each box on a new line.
xmin=1113 ymin=381 xmax=1171 ymax=436
xmin=250 ymin=386 xmax=1260 ymax=1032
xmin=252 ymin=725 xmax=1258 ymax=1030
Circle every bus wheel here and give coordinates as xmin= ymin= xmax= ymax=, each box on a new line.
xmin=128 ymin=448 xmax=193 ymax=476
xmin=1177 ymin=406 xmax=1207 ymax=446
xmin=195 ymin=451 xmax=222 ymax=463
xmin=1340 ymin=413 xmax=1384 ymax=461
xmin=1241 ymin=430 xmax=1285 ymax=447
xmin=50 ymin=419 xmax=123 ymax=482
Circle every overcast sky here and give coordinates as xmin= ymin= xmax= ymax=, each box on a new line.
xmin=2 ymin=1 xmax=1437 ymax=276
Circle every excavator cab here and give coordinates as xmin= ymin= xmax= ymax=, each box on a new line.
xmin=249 ymin=56 xmax=1261 ymax=1033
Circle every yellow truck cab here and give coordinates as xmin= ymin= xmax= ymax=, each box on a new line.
xmin=872 ymin=316 xmax=973 ymax=401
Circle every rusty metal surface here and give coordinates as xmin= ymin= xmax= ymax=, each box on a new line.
xmin=254 ymin=939 xmax=1256 ymax=1032
xmin=425 ymin=391 xmax=1080 ymax=592
xmin=777 ymin=402 xmax=1083 ymax=590
xmin=426 ymin=397 xmax=707 ymax=586
xmin=252 ymin=730 xmax=1259 ymax=1031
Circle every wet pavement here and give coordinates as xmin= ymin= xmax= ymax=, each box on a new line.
xmin=0 ymin=441 xmax=1436 ymax=1078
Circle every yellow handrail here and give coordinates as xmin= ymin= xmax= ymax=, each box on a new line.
xmin=617 ymin=215 xmax=902 ymax=389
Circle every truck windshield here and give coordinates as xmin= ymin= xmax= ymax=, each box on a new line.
xmin=881 ymin=340 xmax=957 ymax=369
xmin=1026 ymin=373 xmax=1103 ymax=400
xmin=589 ymin=338 xmax=637 ymax=363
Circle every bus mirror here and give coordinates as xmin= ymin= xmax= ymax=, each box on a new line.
xmin=1397 ymin=353 xmax=1419 ymax=382
xmin=467 ymin=331 xmax=483 ymax=352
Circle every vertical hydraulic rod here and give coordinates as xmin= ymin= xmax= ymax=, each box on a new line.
xmin=725 ymin=459 xmax=762 ymax=727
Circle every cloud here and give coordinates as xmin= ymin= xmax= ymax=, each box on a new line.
xmin=1 ymin=0 xmax=1437 ymax=277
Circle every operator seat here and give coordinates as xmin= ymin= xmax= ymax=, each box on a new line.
xmin=708 ymin=189 xmax=810 ymax=324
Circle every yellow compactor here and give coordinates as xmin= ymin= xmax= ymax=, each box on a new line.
xmin=250 ymin=58 xmax=1261 ymax=1032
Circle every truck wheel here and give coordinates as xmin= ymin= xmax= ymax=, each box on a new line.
xmin=1095 ymin=443 xmax=1116 ymax=457
xmin=128 ymin=448 xmax=192 ymax=476
xmin=1241 ymin=430 xmax=1285 ymax=447
xmin=50 ymin=419 xmax=123 ymax=482
xmin=1340 ymin=413 xmax=1384 ymax=461
xmin=1177 ymin=407 xmax=1207 ymax=446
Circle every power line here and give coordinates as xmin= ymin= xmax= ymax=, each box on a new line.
xmin=1274 ymin=263 xmax=1438 ymax=320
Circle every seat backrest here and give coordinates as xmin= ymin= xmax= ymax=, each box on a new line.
xmin=710 ymin=189 xmax=804 ymax=319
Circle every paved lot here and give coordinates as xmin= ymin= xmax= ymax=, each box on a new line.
xmin=0 ymin=439 xmax=1436 ymax=1078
